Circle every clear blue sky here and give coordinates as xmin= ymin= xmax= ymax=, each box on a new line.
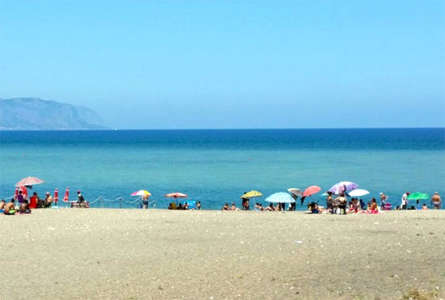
xmin=1 ymin=0 xmax=444 ymax=128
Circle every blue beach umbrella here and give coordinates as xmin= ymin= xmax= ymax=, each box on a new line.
xmin=265 ymin=192 xmax=295 ymax=203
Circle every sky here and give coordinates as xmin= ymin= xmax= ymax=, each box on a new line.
xmin=0 ymin=0 xmax=444 ymax=129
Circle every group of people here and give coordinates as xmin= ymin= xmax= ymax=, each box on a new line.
xmin=221 ymin=191 xmax=442 ymax=214
xmin=0 ymin=191 xmax=54 ymax=215
xmin=168 ymin=201 xmax=201 ymax=210
xmin=1 ymin=189 xmax=87 ymax=215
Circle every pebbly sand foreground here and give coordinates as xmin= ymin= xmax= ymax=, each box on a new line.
xmin=1 ymin=209 xmax=445 ymax=300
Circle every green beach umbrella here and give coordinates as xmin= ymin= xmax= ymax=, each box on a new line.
xmin=407 ymin=192 xmax=429 ymax=200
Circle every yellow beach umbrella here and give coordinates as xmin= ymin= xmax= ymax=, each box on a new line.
xmin=131 ymin=190 xmax=151 ymax=197
xmin=240 ymin=190 xmax=263 ymax=199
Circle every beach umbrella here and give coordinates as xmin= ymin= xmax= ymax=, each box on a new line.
xmin=265 ymin=192 xmax=295 ymax=203
xmin=54 ymin=188 xmax=59 ymax=204
xmin=287 ymin=188 xmax=302 ymax=196
xmin=240 ymin=190 xmax=263 ymax=199
xmin=16 ymin=176 xmax=44 ymax=187
xmin=303 ymin=186 xmax=321 ymax=197
xmin=165 ymin=192 xmax=188 ymax=199
xmin=348 ymin=189 xmax=370 ymax=197
xmin=131 ymin=190 xmax=151 ymax=197
xmin=328 ymin=181 xmax=358 ymax=195
xmin=63 ymin=188 xmax=70 ymax=202
xmin=407 ymin=192 xmax=429 ymax=201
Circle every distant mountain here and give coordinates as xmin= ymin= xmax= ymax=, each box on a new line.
xmin=0 ymin=98 xmax=107 ymax=130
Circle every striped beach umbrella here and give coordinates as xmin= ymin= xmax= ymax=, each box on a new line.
xmin=165 ymin=192 xmax=187 ymax=198
xmin=16 ymin=176 xmax=44 ymax=187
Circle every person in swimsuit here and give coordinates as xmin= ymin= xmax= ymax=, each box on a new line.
xmin=222 ymin=203 xmax=230 ymax=210
xmin=4 ymin=199 xmax=16 ymax=215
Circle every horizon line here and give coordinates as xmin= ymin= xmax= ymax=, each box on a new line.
xmin=1 ymin=126 xmax=445 ymax=132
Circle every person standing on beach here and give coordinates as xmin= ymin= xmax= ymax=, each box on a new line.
xmin=401 ymin=192 xmax=409 ymax=210
xmin=17 ymin=190 xmax=25 ymax=205
xmin=431 ymin=193 xmax=441 ymax=209
xmin=326 ymin=192 xmax=333 ymax=213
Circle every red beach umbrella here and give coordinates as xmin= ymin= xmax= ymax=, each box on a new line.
xmin=165 ymin=192 xmax=188 ymax=198
xmin=63 ymin=188 xmax=70 ymax=202
xmin=303 ymin=186 xmax=321 ymax=197
xmin=54 ymin=188 xmax=59 ymax=204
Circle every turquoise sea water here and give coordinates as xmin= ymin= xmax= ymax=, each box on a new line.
xmin=0 ymin=129 xmax=444 ymax=209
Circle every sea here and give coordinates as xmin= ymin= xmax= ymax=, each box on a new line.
xmin=1 ymin=128 xmax=444 ymax=210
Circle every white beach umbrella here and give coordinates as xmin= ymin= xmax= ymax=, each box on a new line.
xmin=287 ymin=188 xmax=302 ymax=196
xmin=348 ymin=189 xmax=370 ymax=197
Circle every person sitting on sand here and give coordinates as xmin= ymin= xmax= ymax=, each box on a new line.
xmin=18 ymin=201 xmax=31 ymax=214
xmin=369 ymin=198 xmax=379 ymax=214
xmin=265 ymin=203 xmax=275 ymax=211
xmin=422 ymin=203 xmax=428 ymax=210
xmin=231 ymin=202 xmax=239 ymax=211
xmin=348 ymin=198 xmax=359 ymax=214
xmin=308 ymin=202 xmax=320 ymax=214
xmin=4 ymin=199 xmax=16 ymax=215
xmin=43 ymin=192 xmax=53 ymax=208
xmin=431 ymin=192 xmax=441 ymax=209
xmin=222 ymin=203 xmax=230 ymax=210
xmin=29 ymin=192 xmax=39 ymax=209
xmin=0 ymin=199 xmax=5 ymax=213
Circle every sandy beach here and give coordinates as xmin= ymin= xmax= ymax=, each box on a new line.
xmin=1 ymin=209 xmax=444 ymax=299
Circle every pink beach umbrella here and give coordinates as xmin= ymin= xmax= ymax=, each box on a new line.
xmin=63 ymin=188 xmax=70 ymax=202
xmin=16 ymin=176 xmax=44 ymax=187
xmin=303 ymin=186 xmax=321 ymax=197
